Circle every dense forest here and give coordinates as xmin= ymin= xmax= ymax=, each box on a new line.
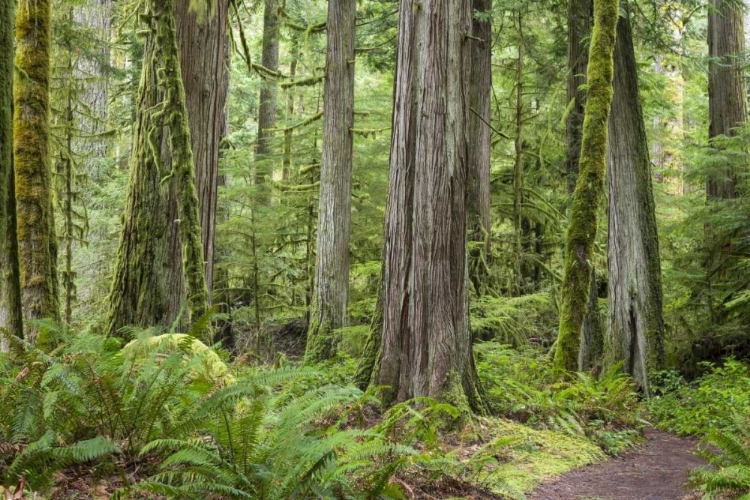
xmin=0 ymin=0 xmax=749 ymax=498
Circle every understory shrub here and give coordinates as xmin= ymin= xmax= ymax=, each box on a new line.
xmin=0 ymin=323 xmax=412 ymax=498
xmin=649 ymin=359 xmax=750 ymax=436
xmin=691 ymin=417 xmax=750 ymax=500
xmin=476 ymin=342 xmax=645 ymax=455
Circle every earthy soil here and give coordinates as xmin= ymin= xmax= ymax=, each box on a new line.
xmin=526 ymin=428 xmax=705 ymax=500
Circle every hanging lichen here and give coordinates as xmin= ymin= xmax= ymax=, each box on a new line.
xmin=553 ymin=0 xmax=619 ymax=373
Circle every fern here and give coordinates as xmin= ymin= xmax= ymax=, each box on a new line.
xmin=692 ymin=420 xmax=750 ymax=498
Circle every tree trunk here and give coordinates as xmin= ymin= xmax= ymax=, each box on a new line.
xmin=513 ymin=15 xmax=525 ymax=296
xmin=107 ymin=0 xmax=215 ymax=335
xmin=605 ymin=11 xmax=665 ymax=393
xmin=554 ymin=0 xmax=618 ymax=373
xmin=467 ymin=0 xmax=492 ymax=296
xmin=255 ymin=0 xmax=280 ymax=205
xmin=305 ymin=0 xmax=356 ymax=362
xmin=0 ymin=0 xmax=22 ymax=344
xmin=362 ymin=0 xmax=485 ymax=413
xmin=707 ymin=0 xmax=746 ymax=200
xmin=566 ymin=0 xmax=592 ymax=194
xmin=107 ymin=15 xmax=172 ymax=335
xmin=175 ymin=0 xmax=229 ymax=302
xmin=14 ymin=0 xmax=59 ymax=344
xmin=282 ymin=36 xmax=299 ymax=182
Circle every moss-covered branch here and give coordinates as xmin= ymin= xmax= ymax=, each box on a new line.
xmin=280 ymin=75 xmax=324 ymax=89
xmin=553 ymin=0 xmax=619 ymax=373
xmin=267 ymin=111 xmax=323 ymax=133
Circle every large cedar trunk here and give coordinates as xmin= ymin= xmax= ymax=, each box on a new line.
xmin=305 ymin=0 xmax=356 ymax=361
xmin=173 ymin=0 xmax=229 ymax=303
xmin=0 ymin=0 xmax=22 ymax=343
xmin=467 ymin=0 xmax=492 ymax=295
xmin=566 ymin=0 xmax=592 ymax=194
xmin=553 ymin=0 xmax=618 ymax=373
xmin=606 ymin=12 xmax=665 ymax=393
xmin=14 ymin=0 xmax=59 ymax=343
xmin=365 ymin=0 xmax=485 ymax=412
xmin=254 ymin=0 xmax=280 ymax=205
xmin=707 ymin=0 xmax=746 ymax=200
xmin=108 ymin=0 xmax=223 ymax=335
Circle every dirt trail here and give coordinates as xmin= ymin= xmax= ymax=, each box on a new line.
xmin=527 ymin=428 xmax=705 ymax=500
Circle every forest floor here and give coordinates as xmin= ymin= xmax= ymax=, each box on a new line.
xmin=525 ymin=428 xmax=705 ymax=500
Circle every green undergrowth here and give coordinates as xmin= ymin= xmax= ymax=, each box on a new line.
xmin=462 ymin=418 xmax=604 ymax=493
xmin=0 ymin=323 xmax=651 ymax=499
xmin=649 ymin=359 xmax=750 ymax=499
xmin=649 ymin=359 xmax=750 ymax=436
xmin=476 ymin=342 xmax=646 ymax=456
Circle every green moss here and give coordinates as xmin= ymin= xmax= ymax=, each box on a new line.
xmin=554 ymin=0 xmax=619 ymax=373
xmin=156 ymin=0 xmax=209 ymax=330
xmin=304 ymin=306 xmax=338 ymax=363
xmin=478 ymin=418 xmax=605 ymax=493
xmin=13 ymin=0 xmax=59 ymax=344
xmin=0 ymin=0 xmax=22 ymax=340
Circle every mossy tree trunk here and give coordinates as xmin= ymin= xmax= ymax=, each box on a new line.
xmin=566 ymin=0 xmax=592 ymax=194
xmin=467 ymin=0 xmax=492 ymax=296
xmin=554 ymin=0 xmax=618 ymax=373
xmin=14 ymin=0 xmax=59 ymax=344
xmin=566 ymin=0 xmax=602 ymax=369
xmin=512 ymin=14 xmax=525 ymax=296
xmin=108 ymin=0 xmax=210 ymax=335
xmin=605 ymin=9 xmax=665 ymax=393
xmin=305 ymin=0 xmax=356 ymax=362
xmin=360 ymin=0 xmax=486 ymax=413
xmin=282 ymin=35 xmax=299 ymax=182
xmin=107 ymin=15 xmax=172 ymax=335
xmin=174 ymin=0 xmax=229 ymax=303
xmin=0 ymin=0 xmax=22 ymax=344
xmin=255 ymin=0 xmax=280 ymax=206
xmin=707 ymin=0 xmax=746 ymax=200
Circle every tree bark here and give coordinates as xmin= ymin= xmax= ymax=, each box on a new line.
xmin=0 ymin=0 xmax=22 ymax=344
xmin=305 ymin=0 xmax=356 ymax=362
xmin=554 ymin=0 xmax=618 ymax=373
xmin=513 ymin=14 xmax=525 ymax=296
xmin=566 ymin=0 xmax=593 ymax=194
xmin=14 ymin=0 xmax=59 ymax=344
xmin=174 ymin=0 xmax=229 ymax=303
xmin=707 ymin=0 xmax=746 ymax=200
xmin=107 ymin=0 xmax=216 ymax=335
xmin=605 ymin=10 xmax=665 ymax=393
xmin=255 ymin=0 xmax=280 ymax=205
xmin=467 ymin=0 xmax=492 ymax=295
xmin=362 ymin=0 xmax=486 ymax=412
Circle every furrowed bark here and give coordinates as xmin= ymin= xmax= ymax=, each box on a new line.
xmin=175 ymin=0 xmax=229 ymax=302
xmin=605 ymin=12 xmax=665 ymax=393
xmin=707 ymin=0 xmax=746 ymax=200
xmin=364 ymin=0 xmax=486 ymax=413
xmin=108 ymin=0 xmax=216 ymax=335
xmin=467 ymin=0 xmax=492 ymax=295
xmin=305 ymin=0 xmax=357 ymax=362
xmin=255 ymin=0 xmax=280 ymax=206
xmin=554 ymin=0 xmax=618 ymax=373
